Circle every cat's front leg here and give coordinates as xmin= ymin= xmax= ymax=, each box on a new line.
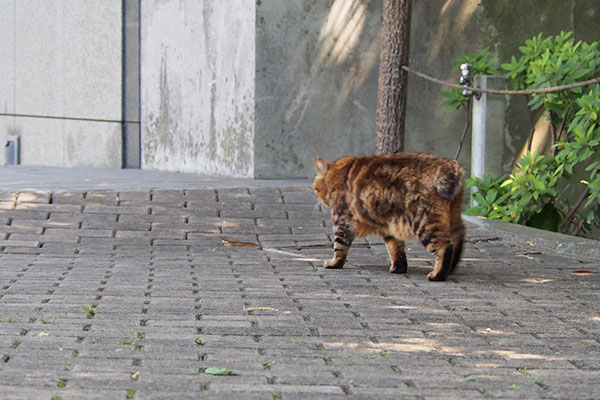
xmin=384 ymin=236 xmax=408 ymax=273
xmin=324 ymin=222 xmax=354 ymax=269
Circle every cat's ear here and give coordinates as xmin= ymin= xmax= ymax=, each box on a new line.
xmin=314 ymin=158 xmax=329 ymax=177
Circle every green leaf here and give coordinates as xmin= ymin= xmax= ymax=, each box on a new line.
xmin=496 ymin=193 xmax=511 ymax=204
xmin=585 ymin=161 xmax=600 ymax=172
xmin=473 ymin=192 xmax=488 ymax=207
xmin=534 ymin=180 xmax=546 ymax=191
xmin=566 ymin=163 xmax=574 ymax=174
xmin=584 ymin=194 xmax=599 ymax=208
xmin=203 ymin=367 xmax=234 ymax=376
xmin=465 ymin=206 xmax=484 ymax=216
xmin=486 ymin=189 xmax=498 ymax=203
xmin=440 ymin=89 xmax=469 ymax=109
xmin=521 ymin=192 xmax=533 ymax=206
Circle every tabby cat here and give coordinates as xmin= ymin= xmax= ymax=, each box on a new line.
xmin=313 ymin=152 xmax=465 ymax=281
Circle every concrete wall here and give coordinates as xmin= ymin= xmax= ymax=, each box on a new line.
xmin=141 ymin=0 xmax=255 ymax=177
xmin=254 ymin=0 xmax=381 ymax=178
xmin=0 ymin=0 xmax=123 ymax=168
xmin=140 ymin=0 xmax=379 ymax=178
xmin=3 ymin=0 xmax=598 ymax=178
xmin=253 ymin=0 xmax=600 ymax=178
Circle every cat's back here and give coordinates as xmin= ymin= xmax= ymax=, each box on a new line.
xmin=348 ymin=152 xmax=460 ymax=183
xmin=345 ymin=152 xmax=464 ymax=208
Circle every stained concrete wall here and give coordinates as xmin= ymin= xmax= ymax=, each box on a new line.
xmin=141 ymin=0 xmax=255 ymax=177
xmin=0 ymin=0 xmax=123 ymax=167
xmin=253 ymin=0 xmax=600 ymax=178
xmin=140 ymin=0 xmax=378 ymax=178
xmin=254 ymin=0 xmax=381 ymax=178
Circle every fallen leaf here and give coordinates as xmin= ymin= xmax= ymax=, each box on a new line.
xmin=572 ymin=269 xmax=595 ymax=275
xmin=243 ymin=306 xmax=278 ymax=312
xmin=222 ymin=239 xmax=258 ymax=247
xmin=203 ymin=367 xmax=234 ymax=376
xmin=131 ymin=371 xmax=140 ymax=380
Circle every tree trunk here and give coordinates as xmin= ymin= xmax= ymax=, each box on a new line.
xmin=375 ymin=0 xmax=412 ymax=155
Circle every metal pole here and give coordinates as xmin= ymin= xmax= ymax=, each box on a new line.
xmin=471 ymin=75 xmax=487 ymax=204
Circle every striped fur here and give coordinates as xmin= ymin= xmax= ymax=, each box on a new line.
xmin=313 ymin=152 xmax=465 ymax=281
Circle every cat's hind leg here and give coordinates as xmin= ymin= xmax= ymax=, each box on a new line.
xmin=449 ymin=198 xmax=465 ymax=273
xmin=384 ymin=236 xmax=408 ymax=273
xmin=450 ymin=227 xmax=465 ymax=273
xmin=427 ymin=243 xmax=454 ymax=281
xmin=417 ymin=221 xmax=454 ymax=281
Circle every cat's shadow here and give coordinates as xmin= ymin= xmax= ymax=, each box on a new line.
xmin=336 ymin=249 xmax=501 ymax=285
xmin=308 ymin=234 xmax=527 ymax=285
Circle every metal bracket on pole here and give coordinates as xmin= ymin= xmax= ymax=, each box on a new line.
xmin=460 ymin=63 xmax=481 ymax=100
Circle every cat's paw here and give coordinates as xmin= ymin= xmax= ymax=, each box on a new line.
xmin=389 ymin=263 xmax=407 ymax=274
xmin=324 ymin=259 xmax=345 ymax=269
xmin=426 ymin=271 xmax=447 ymax=281
xmin=389 ymin=256 xmax=408 ymax=273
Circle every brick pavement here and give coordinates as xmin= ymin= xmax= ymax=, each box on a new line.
xmin=0 ymin=186 xmax=599 ymax=399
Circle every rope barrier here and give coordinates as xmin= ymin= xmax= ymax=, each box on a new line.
xmin=0 ymin=112 xmax=138 ymax=125
xmin=402 ymin=65 xmax=600 ymax=95
xmin=3 ymin=68 xmax=598 ymax=125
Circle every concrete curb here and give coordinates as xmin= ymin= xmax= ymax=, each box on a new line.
xmin=463 ymin=214 xmax=600 ymax=261
xmin=0 ymin=165 xmax=312 ymax=192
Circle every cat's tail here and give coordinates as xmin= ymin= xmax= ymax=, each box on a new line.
xmin=435 ymin=160 xmax=465 ymax=201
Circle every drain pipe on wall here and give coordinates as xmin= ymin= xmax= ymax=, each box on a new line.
xmin=5 ymin=136 xmax=20 ymax=165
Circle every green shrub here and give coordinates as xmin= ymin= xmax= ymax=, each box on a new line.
xmin=444 ymin=32 xmax=600 ymax=238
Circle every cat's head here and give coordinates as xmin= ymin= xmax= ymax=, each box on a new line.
xmin=313 ymin=157 xmax=355 ymax=207
xmin=313 ymin=156 xmax=356 ymax=206
xmin=313 ymin=158 xmax=331 ymax=206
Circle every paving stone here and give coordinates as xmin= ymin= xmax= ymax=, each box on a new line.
xmin=0 ymin=210 xmax=49 ymax=219
xmin=16 ymin=191 xmax=52 ymax=203
xmin=0 ymin=183 xmax=599 ymax=399
xmin=51 ymin=191 xmax=86 ymax=204
xmin=83 ymin=191 xmax=120 ymax=205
